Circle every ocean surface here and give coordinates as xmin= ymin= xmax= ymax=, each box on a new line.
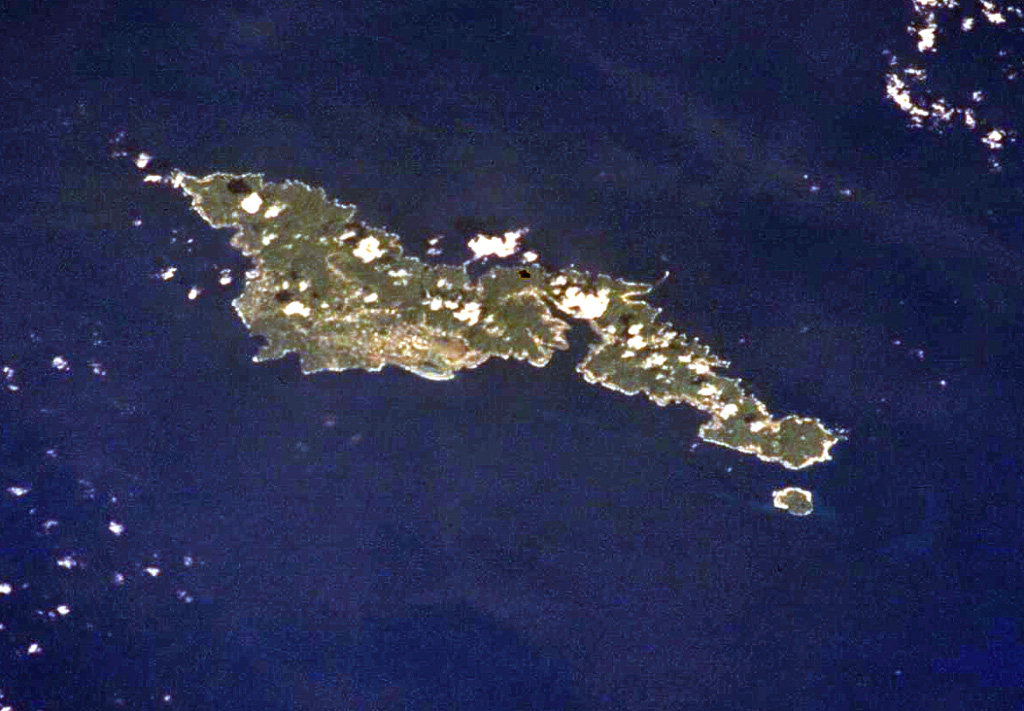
xmin=2 ymin=1 xmax=1024 ymax=709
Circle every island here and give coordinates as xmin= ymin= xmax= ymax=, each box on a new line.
xmin=152 ymin=167 xmax=842 ymax=470
xmin=772 ymin=487 xmax=815 ymax=516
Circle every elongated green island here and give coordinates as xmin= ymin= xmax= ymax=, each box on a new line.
xmin=161 ymin=169 xmax=841 ymax=470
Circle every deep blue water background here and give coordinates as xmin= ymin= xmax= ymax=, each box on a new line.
xmin=3 ymin=1 xmax=1024 ymax=709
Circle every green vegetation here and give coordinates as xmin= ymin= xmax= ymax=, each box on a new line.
xmin=171 ymin=171 xmax=841 ymax=470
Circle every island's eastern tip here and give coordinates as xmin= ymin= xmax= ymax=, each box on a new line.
xmin=145 ymin=160 xmax=841 ymax=470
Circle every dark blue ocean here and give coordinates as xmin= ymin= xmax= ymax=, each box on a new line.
xmin=2 ymin=1 xmax=1024 ymax=709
